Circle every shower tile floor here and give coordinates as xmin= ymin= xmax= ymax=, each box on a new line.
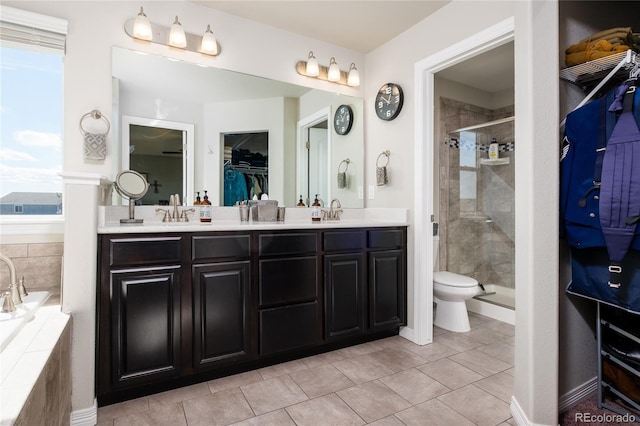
xmin=97 ymin=313 xmax=516 ymax=426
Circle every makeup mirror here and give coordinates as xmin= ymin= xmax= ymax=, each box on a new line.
xmin=113 ymin=170 xmax=149 ymax=223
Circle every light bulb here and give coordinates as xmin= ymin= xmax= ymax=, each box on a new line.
xmin=201 ymin=24 xmax=218 ymax=55
xmin=133 ymin=7 xmax=152 ymax=41
xmin=347 ymin=63 xmax=360 ymax=87
xmin=328 ymin=57 xmax=340 ymax=82
xmin=306 ymin=51 xmax=319 ymax=77
xmin=169 ymin=16 xmax=187 ymax=48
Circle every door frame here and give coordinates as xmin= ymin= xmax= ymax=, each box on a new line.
xmin=296 ymin=107 xmax=331 ymax=205
xmin=410 ymin=17 xmax=515 ymax=345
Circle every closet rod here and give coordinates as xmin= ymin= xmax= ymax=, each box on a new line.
xmin=560 ymin=50 xmax=638 ymax=128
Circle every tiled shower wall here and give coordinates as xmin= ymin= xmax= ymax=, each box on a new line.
xmin=439 ymin=97 xmax=515 ymax=289
xmin=0 ymin=242 xmax=62 ymax=304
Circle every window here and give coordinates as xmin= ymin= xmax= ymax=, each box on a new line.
xmin=0 ymin=6 xmax=66 ymax=219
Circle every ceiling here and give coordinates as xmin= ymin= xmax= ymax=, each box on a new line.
xmin=192 ymin=1 xmax=450 ymax=54
xmin=192 ymin=1 xmax=514 ymax=93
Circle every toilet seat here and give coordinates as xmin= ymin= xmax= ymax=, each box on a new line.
xmin=434 ymin=271 xmax=478 ymax=288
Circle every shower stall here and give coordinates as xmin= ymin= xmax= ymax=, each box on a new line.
xmin=438 ymin=97 xmax=515 ymax=322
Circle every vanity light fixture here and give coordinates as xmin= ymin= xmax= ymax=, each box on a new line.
xmin=168 ymin=16 xmax=187 ymax=48
xmin=124 ymin=7 xmax=221 ymax=56
xmin=347 ymin=63 xmax=360 ymax=87
xmin=296 ymin=52 xmax=360 ymax=87
xmin=200 ymin=24 xmax=218 ymax=55
xmin=306 ymin=51 xmax=319 ymax=77
xmin=133 ymin=7 xmax=152 ymax=41
xmin=327 ymin=57 xmax=340 ymax=82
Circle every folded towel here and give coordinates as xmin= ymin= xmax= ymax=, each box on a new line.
xmin=566 ymin=45 xmax=629 ymax=67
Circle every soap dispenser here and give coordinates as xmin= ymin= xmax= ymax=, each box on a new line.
xmin=297 ymin=195 xmax=306 ymax=207
xmin=200 ymin=190 xmax=212 ymax=223
xmin=311 ymin=194 xmax=321 ymax=222
xmin=194 ymin=192 xmax=202 ymax=205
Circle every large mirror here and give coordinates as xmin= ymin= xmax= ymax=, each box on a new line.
xmin=112 ymin=47 xmax=364 ymax=208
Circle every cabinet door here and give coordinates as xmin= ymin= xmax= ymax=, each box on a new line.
xmin=324 ymin=253 xmax=365 ymax=340
xmin=110 ymin=267 xmax=182 ymax=389
xmin=192 ymin=262 xmax=251 ymax=369
xmin=368 ymin=250 xmax=406 ymax=331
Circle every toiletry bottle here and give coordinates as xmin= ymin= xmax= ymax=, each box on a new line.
xmin=489 ymin=138 xmax=499 ymax=160
xmin=194 ymin=192 xmax=201 ymax=205
xmin=200 ymin=190 xmax=212 ymax=223
xmin=297 ymin=195 xmax=306 ymax=207
xmin=311 ymin=194 xmax=321 ymax=222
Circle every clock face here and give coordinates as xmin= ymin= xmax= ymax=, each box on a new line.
xmin=375 ymin=83 xmax=403 ymax=121
xmin=334 ymin=104 xmax=353 ymax=135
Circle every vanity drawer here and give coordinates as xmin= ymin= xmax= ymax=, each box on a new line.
xmin=192 ymin=234 xmax=250 ymax=260
xmin=109 ymin=237 xmax=182 ymax=267
xmin=258 ymin=232 xmax=317 ymax=257
xmin=259 ymin=257 xmax=318 ymax=306
xmin=368 ymin=229 xmax=404 ymax=249
xmin=324 ymin=230 xmax=365 ymax=252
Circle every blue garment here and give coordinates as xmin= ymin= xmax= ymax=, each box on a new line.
xmin=560 ymin=84 xmax=640 ymax=251
xmin=224 ymin=167 xmax=249 ymax=206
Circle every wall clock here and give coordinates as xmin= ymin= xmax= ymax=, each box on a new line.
xmin=334 ymin=104 xmax=353 ymax=135
xmin=375 ymin=83 xmax=403 ymax=121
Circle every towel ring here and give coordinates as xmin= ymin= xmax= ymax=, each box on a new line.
xmin=376 ymin=150 xmax=390 ymax=168
xmin=338 ymin=158 xmax=350 ymax=173
xmin=80 ymin=109 xmax=110 ymax=135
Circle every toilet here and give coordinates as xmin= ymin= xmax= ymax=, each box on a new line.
xmin=433 ymin=235 xmax=479 ymax=332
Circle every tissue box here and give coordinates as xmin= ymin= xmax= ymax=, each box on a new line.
xmin=249 ymin=200 xmax=278 ymax=221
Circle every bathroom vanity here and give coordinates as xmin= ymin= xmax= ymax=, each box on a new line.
xmin=96 ymin=220 xmax=407 ymax=405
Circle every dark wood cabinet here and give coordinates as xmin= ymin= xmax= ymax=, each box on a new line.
xmin=368 ymin=229 xmax=407 ymax=331
xmin=369 ymin=250 xmax=406 ymax=330
xmin=97 ymin=226 xmax=406 ymax=406
xmin=110 ymin=267 xmax=182 ymax=388
xmin=324 ymin=253 xmax=365 ymax=339
xmin=192 ymin=261 xmax=251 ymax=369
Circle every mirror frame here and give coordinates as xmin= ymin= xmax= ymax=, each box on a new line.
xmin=121 ymin=115 xmax=195 ymax=205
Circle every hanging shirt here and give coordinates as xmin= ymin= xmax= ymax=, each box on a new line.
xmin=224 ymin=167 xmax=249 ymax=206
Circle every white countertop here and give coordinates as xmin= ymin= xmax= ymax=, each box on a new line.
xmin=98 ymin=207 xmax=408 ymax=234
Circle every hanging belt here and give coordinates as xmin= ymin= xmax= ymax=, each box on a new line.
xmin=599 ymin=81 xmax=640 ymax=288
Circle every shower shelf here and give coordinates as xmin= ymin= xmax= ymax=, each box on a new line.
xmin=480 ymin=158 xmax=510 ymax=166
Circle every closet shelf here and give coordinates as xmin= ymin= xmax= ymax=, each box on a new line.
xmin=560 ymin=50 xmax=639 ymax=85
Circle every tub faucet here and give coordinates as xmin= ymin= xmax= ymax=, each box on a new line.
xmin=0 ymin=253 xmax=25 ymax=309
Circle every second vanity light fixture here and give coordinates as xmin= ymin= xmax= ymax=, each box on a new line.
xmin=125 ymin=7 xmax=220 ymax=56
xmin=296 ymin=51 xmax=360 ymax=87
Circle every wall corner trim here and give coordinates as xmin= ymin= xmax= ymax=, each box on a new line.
xmin=70 ymin=399 xmax=97 ymax=426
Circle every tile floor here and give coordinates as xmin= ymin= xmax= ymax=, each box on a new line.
xmin=97 ymin=313 xmax=516 ymax=426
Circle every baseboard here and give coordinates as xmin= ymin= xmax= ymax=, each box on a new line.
xmin=70 ymin=399 xmax=97 ymax=426
xmin=558 ymin=376 xmax=597 ymax=413
xmin=399 ymin=326 xmax=415 ymax=342
xmin=510 ymin=396 xmax=553 ymax=426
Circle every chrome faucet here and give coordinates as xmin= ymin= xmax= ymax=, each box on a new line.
xmin=0 ymin=253 xmax=28 ymax=312
xmin=322 ymin=198 xmax=343 ymax=221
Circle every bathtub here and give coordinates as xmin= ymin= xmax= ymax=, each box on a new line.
xmin=0 ymin=291 xmax=71 ymax=425
xmin=0 ymin=291 xmax=50 ymax=353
